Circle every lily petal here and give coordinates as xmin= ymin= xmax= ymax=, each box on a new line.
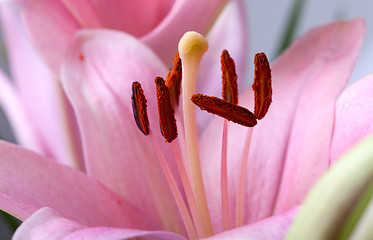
xmin=58 ymin=0 xmax=104 ymax=28
xmin=15 ymin=0 xmax=80 ymax=73
xmin=81 ymin=0 xmax=174 ymax=37
xmin=0 ymin=71 xmax=40 ymax=152
xmin=274 ymin=18 xmax=365 ymax=213
xmin=0 ymin=140 xmax=157 ymax=230
xmin=1 ymin=4 xmax=83 ymax=168
xmin=142 ymin=0 xmax=229 ymax=65
xmin=14 ymin=207 xmax=185 ymax=240
xmin=61 ymin=29 xmax=183 ymax=234
xmin=330 ymin=73 xmax=373 ymax=163
xmin=199 ymin=18 xmax=365 ymax=230
xmin=13 ymin=207 xmax=84 ymax=240
xmin=16 ymin=0 xmax=228 ymax=74
xmin=203 ymin=207 xmax=298 ymax=240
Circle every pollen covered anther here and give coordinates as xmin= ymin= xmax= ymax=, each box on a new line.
xmin=221 ymin=50 xmax=238 ymax=104
xmin=252 ymin=52 xmax=272 ymax=120
xmin=155 ymin=77 xmax=178 ymax=143
xmin=165 ymin=51 xmax=182 ymax=107
xmin=191 ymin=94 xmax=257 ymax=127
xmin=131 ymin=82 xmax=149 ymax=135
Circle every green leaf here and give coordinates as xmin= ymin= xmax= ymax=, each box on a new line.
xmin=286 ymin=134 xmax=373 ymax=240
xmin=276 ymin=0 xmax=306 ymax=57
xmin=0 ymin=210 xmax=21 ymax=233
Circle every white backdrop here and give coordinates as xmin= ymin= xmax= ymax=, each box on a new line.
xmin=246 ymin=0 xmax=373 ymax=83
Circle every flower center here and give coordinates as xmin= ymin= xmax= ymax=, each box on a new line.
xmin=131 ymin=31 xmax=272 ymax=239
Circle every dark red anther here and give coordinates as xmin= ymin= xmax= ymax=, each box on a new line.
xmin=221 ymin=50 xmax=238 ymax=104
xmin=191 ymin=94 xmax=257 ymax=127
xmin=155 ymin=77 xmax=178 ymax=143
xmin=165 ymin=51 xmax=182 ymax=108
xmin=252 ymin=52 xmax=272 ymax=120
xmin=131 ymin=82 xmax=149 ymax=135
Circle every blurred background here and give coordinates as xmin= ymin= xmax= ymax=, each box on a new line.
xmin=247 ymin=0 xmax=373 ymax=83
xmin=0 ymin=0 xmax=372 ymax=238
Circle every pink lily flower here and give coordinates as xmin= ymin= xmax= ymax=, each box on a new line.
xmin=0 ymin=12 xmax=368 ymax=239
xmin=0 ymin=0 xmax=248 ymax=167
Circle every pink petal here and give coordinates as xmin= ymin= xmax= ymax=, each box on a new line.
xmin=199 ymin=19 xmax=365 ymax=231
xmin=14 ymin=207 xmax=186 ymax=240
xmin=0 ymin=140 xmax=157 ymax=230
xmin=13 ymin=207 xmax=84 ymax=240
xmin=16 ymin=0 xmax=80 ymax=73
xmin=59 ymin=0 xmax=175 ymax=37
xmin=17 ymin=0 xmax=223 ymax=75
xmin=85 ymin=0 xmax=174 ymax=37
xmin=196 ymin=0 xmax=249 ymax=128
xmin=59 ymin=0 xmax=104 ymax=28
xmin=273 ymin=18 xmax=365 ymax=213
xmin=330 ymin=73 xmax=373 ymax=163
xmin=0 ymin=71 xmax=41 ymax=153
xmin=141 ymin=0 xmax=229 ymax=66
xmin=1 ymin=4 xmax=83 ymax=168
xmin=61 ymin=30 xmax=184 ymax=234
xmin=202 ymin=208 xmax=298 ymax=240
xmin=64 ymin=228 xmax=186 ymax=240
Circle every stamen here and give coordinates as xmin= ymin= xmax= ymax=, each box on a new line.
xmin=132 ymin=82 xmax=179 ymax=231
xmin=131 ymin=82 xmax=149 ymax=135
xmin=191 ymin=94 xmax=257 ymax=127
xmin=221 ymin=119 xmax=232 ymax=230
xmin=171 ymin=141 xmax=206 ymax=238
xmin=179 ymin=31 xmax=214 ymax=236
xmin=221 ymin=50 xmax=238 ymax=104
xmin=235 ymin=127 xmax=254 ymax=227
xmin=220 ymin=50 xmax=237 ymax=230
xmin=155 ymin=77 xmax=178 ymax=143
xmin=166 ymin=51 xmax=182 ymax=107
xmin=149 ymin=133 xmax=198 ymax=240
xmin=252 ymin=52 xmax=272 ymax=120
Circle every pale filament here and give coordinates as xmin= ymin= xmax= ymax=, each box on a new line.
xmin=221 ymin=119 xmax=232 ymax=230
xmin=171 ymin=141 xmax=206 ymax=237
xmin=149 ymin=132 xmax=198 ymax=240
xmin=236 ymin=127 xmax=254 ymax=227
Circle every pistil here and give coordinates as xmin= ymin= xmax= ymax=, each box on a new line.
xmin=179 ymin=31 xmax=214 ymax=236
